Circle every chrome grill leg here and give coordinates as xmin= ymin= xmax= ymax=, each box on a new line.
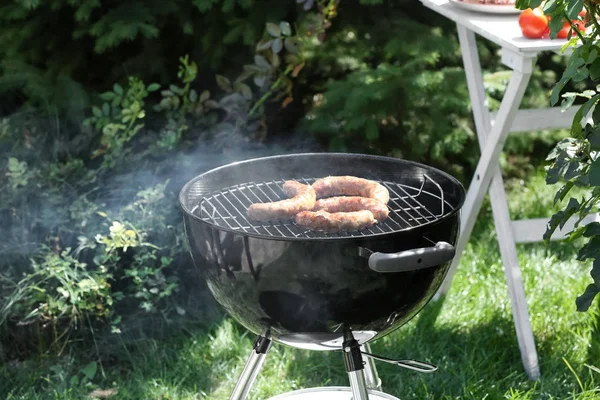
xmin=343 ymin=331 xmax=370 ymax=400
xmin=229 ymin=334 xmax=272 ymax=400
xmin=361 ymin=343 xmax=382 ymax=391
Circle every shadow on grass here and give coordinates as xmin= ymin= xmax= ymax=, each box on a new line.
xmin=264 ymin=304 xmax=596 ymax=399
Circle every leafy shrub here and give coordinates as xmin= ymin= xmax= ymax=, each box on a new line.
xmin=0 ymin=0 xmax=574 ymax=362
xmin=515 ymin=0 xmax=600 ymax=311
xmin=0 ymin=0 xmax=331 ymax=355
xmin=0 ymin=0 xmax=308 ymax=118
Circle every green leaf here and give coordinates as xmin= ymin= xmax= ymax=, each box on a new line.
xmin=102 ymin=103 xmax=110 ymax=116
xmin=554 ymin=181 xmax=575 ymax=205
xmin=100 ymin=92 xmax=115 ymax=101
xmin=189 ymin=89 xmax=198 ymax=102
xmin=183 ymin=21 xmax=193 ymax=35
xmin=254 ymin=55 xmax=271 ymax=69
xmin=147 ymin=83 xmax=160 ymax=92
xmin=516 ymin=0 xmax=543 ymax=9
xmin=548 ymin=15 xmax=565 ymax=38
xmin=542 ymin=0 xmax=558 ymax=13
xmin=544 ymin=211 xmax=564 ymax=241
xmin=587 ymin=48 xmax=598 ymax=64
xmin=284 ymin=38 xmax=300 ymax=54
xmin=584 ymin=222 xmax=600 ymax=237
xmin=561 ymin=92 xmax=577 ymax=112
xmin=572 ymin=68 xmax=589 ymax=83
xmin=223 ymin=24 xmax=244 ymax=44
xmin=272 ymin=38 xmax=283 ymax=54
xmin=113 ymin=83 xmax=123 ymax=95
xmin=169 ymin=84 xmax=183 ymax=95
xmin=576 ymin=284 xmax=600 ymax=311
xmin=592 ymin=258 xmax=600 ymax=285
xmin=80 ymin=361 xmax=97 ymax=380
xmin=577 ymin=236 xmax=600 ymax=261
xmin=215 ymin=75 xmax=232 ymax=91
xmin=590 ymin=58 xmax=600 ymax=81
xmin=280 ymin=21 xmax=292 ymax=36
xmin=266 ymin=22 xmax=281 ymax=37
xmin=204 ymin=100 xmax=219 ymax=109
xmin=199 ymin=90 xmax=210 ymax=102
xmin=564 ymin=162 xmax=581 ymax=180
xmin=256 ymin=39 xmax=273 ymax=51
xmin=589 ymin=128 xmax=600 ymax=150
xmin=589 ymin=158 xmax=600 ymax=186
xmin=271 ymin=53 xmax=280 ymax=68
xmin=234 ymin=83 xmax=252 ymax=100
xmin=566 ymin=0 xmax=584 ymax=19
xmin=560 ymin=198 xmax=580 ymax=229
xmin=551 ymin=52 xmax=585 ymax=105
xmin=546 ymin=155 xmax=567 ymax=184
xmin=92 ymin=106 xmax=102 ymax=118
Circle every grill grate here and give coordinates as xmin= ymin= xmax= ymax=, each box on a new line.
xmin=192 ymin=176 xmax=453 ymax=239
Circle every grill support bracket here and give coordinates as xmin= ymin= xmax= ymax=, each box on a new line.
xmin=229 ymin=333 xmax=272 ymax=400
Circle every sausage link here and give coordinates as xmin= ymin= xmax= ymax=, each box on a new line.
xmin=313 ymin=196 xmax=389 ymax=222
xmin=311 ymin=176 xmax=390 ymax=204
xmin=247 ymin=180 xmax=316 ymax=221
xmin=295 ymin=209 xmax=375 ymax=232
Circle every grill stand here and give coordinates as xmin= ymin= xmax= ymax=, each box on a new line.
xmin=229 ymin=333 xmax=272 ymax=400
xmin=343 ymin=331 xmax=371 ymax=400
xmin=361 ymin=343 xmax=382 ymax=391
xmin=229 ymin=330 xmax=436 ymax=399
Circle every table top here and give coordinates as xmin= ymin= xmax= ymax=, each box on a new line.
xmin=420 ymin=0 xmax=573 ymax=55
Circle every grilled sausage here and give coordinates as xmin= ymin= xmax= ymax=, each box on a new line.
xmin=313 ymin=196 xmax=389 ymax=222
xmin=295 ymin=209 xmax=375 ymax=232
xmin=247 ymin=180 xmax=316 ymax=221
xmin=311 ymin=176 xmax=390 ymax=204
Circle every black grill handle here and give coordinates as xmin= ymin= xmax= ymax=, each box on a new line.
xmin=361 ymin=241 xmax=456 ymax=273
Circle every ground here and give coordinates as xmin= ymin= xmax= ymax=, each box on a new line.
xmin=1 ymin=168 xmax=599 ymax=400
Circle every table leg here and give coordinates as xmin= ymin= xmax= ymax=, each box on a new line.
xmin=434 ymin=26 xmax=540 ymax=380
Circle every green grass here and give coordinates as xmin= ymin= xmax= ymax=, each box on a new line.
xmin=1 ymin=169 xmax=599 ymax=400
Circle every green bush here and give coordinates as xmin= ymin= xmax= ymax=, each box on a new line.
xmin=0 ymin=0 xmax=572 ymax=361
xmin=0 ymin=0 xmax=297 ymax=117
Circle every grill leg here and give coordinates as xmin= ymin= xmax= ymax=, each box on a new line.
xmin=229 ymin=334 xmax=272 ymax=400
xmin=343 ymin=331 xmax=370 ymax=400
xmin=361 ymin=343 xmax=382 ymax=391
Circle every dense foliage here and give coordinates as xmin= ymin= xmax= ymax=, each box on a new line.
xmin=0 ymin=0 xmax=298 ymax=116
xmin=0 ymin=0 xmax=572 ymax=362
xmin=516 ymin=0 xmax=600 ymax=311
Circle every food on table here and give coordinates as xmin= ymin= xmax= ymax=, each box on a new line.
xmin=518 ymin=7 xmax=550 ymax=38
xmin=518 ymin=7 xmax=586 ymax=39
xmin=247 ymin=180 xmax=316 ymax=221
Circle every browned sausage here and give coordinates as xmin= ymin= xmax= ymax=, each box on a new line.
xmin=311 ymin=176 xmax=389 ymax=204
xmin=313 ymin=196 xmax=389 ymax=222
xmin=247 ymin=180 xmax=316 ymax=221
xmin=295 ymin=209 xmax=375 ymax=232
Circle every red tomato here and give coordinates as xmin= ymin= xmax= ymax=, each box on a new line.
xmin=519 ymin=8 xmax=550 ymax=39
xmin=557 ymin=20 xmax=586 ymax=39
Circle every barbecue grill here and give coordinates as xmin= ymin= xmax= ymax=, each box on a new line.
xmin=179 ymin=153 xmax=465 ymax=399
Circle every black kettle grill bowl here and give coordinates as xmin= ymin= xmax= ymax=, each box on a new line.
xmin=179 ymin=153 xmax=465 ymax=350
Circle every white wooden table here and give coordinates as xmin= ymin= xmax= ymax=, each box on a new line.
xmin=420 ymin=0 xmax=590 ymax=381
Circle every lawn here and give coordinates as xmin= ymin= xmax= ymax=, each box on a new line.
xmin=1 ymin=168 xmax=599 ymax=400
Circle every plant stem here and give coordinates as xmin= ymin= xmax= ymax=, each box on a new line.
xmin=248 ymin=65 xmax=294 ymax=117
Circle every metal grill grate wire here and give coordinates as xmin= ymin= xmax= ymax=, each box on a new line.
xmin=194 ymin=176 xmax=452 ymax=239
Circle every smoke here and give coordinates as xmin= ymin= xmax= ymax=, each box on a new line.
xmin=0 ymin=107 xmax=326 ymax=355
